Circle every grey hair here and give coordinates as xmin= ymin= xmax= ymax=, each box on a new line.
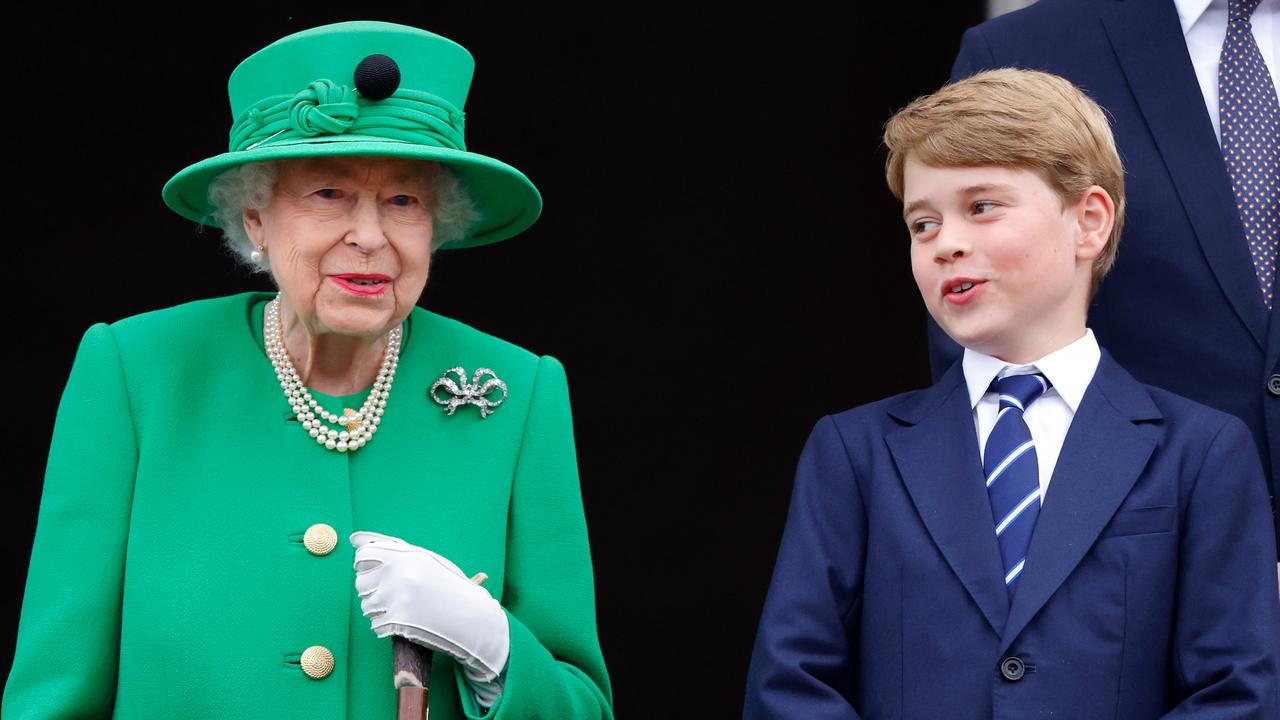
xmin=207 ymin=160 xmax=480 ymax=272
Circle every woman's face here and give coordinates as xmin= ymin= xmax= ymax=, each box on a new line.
xmin=245 ymin=156 xmax=437 ymax=339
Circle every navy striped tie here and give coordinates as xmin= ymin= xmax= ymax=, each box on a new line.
xmin=984 ymin=373 xmax=1051 ymax=599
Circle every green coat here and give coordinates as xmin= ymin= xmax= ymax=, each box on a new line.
xmin=4 ymin=293 xmax=613 ymax=719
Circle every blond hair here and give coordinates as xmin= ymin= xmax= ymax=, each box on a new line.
xmin=884 ymin=68 xmax=1125 ymax=295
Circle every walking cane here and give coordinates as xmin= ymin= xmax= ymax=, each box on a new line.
xmin=395 ymin=572 xmax=489 ymax=720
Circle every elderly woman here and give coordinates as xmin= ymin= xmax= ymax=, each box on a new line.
xmin=4 ymin=21 xmax=611 ymax=720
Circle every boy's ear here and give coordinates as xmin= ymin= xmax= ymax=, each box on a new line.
xmin=1073 ymin=185 xmax=1114 ymax=263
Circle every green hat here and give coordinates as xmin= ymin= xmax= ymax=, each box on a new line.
xmin=163 ymin=21 xmax=541 ymax=250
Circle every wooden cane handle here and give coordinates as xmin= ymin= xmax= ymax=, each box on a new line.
xmin=393 ymin=572 xmax=488 ymax=720
xmin=394 ymin=638 xmax=432 ymax=719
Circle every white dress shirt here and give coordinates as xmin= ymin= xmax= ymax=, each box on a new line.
xmin=963 ymin=330 xmax=1102 ymax=503
xmin=1174 ymin=0 xmax=1278 ymax=142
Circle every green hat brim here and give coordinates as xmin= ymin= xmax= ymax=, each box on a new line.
xmin=162 ymin=135 xmax=542 ymax=250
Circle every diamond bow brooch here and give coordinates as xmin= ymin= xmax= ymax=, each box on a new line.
xmin=430 ymin=367 xmax=508 ymax=419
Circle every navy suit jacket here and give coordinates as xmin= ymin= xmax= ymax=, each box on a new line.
xmin=930 ymin=0 xmax=1280 ymax=553
xmin=745 ymin=354 xmax=1280 ymax=719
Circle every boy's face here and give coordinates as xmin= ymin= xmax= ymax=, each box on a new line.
xmin=902 ymin=158 xmax=1106 ymax=363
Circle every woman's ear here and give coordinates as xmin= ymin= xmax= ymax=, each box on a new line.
xmin=243 ymin=208 xmax=264 ymax=248
xmin=1074 ymin=185 xmax=1115 ymax=263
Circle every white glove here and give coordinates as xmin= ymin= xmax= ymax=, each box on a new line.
xmin=351 ymin=531 xmax=510 ymax=702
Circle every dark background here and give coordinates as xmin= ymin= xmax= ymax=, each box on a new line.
xmin=6 ymin=3 xmax=982 ymax=714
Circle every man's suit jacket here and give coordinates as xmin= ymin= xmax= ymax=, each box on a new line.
xmin=929 ymin=0 xmax=1280 ymax=554
xmin=744 ymin=354 xmax=1280 ymax=719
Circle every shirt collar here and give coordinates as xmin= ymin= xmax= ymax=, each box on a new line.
xmin=962 ymin=329 xmax=1101 ymax=412
xmin=1174 ymin=0 xmax=1216 ymax=34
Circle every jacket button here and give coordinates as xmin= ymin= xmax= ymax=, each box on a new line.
xmin=303 ymin=523 xmax=338 ymax=556
xmin=300 ymin=645 xmax=335 ymax=679
xmin=1268 ymin=374 xmax=1280 ymax=397
xmin=1000 ymin=656 xmax=1026 ymax=681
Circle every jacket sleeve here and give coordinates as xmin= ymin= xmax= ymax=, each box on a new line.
xmin=743 ymin=416 xmax=866 ymax=720
xmin=3 ymin=324 xmax=138 ymax=719
xmin=1162 ymin=417 xmax=1280 ymax=719
xmin=453 ymin=355 xmax=613 ymax=719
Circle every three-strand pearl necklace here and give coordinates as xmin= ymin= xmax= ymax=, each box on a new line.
xmin=264 ymin=296 xmax=402 ymax=453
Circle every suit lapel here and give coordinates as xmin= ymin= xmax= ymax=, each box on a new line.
xmin=1101 ymin=0 xmax=1268 ymax=349
xmin=1268 ymin=305 xmax=1279 ymax=386
xmin=998 ymin=353 xmax=1161 ymax=654
xmin=886 ymin=364 xmax=1010 ymax=636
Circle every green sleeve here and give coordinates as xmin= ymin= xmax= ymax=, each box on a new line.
xmin=455 ymin=355 xmax=614 ymax=719
xmin=4 ymin=325 xmax=138 ymax=718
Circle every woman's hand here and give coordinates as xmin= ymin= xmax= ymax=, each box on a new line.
xmin=350 ymin=531 xmax=510 ymax=683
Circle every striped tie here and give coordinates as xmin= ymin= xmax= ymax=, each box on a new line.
xmin=1219 ymin=0 xmax=1279 ymax=308
xmin=984 ymin=373 xmax=1051 ymax=599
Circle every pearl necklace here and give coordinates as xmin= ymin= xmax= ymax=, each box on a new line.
xmin=264 ymin=296 xmax=402 ymax=453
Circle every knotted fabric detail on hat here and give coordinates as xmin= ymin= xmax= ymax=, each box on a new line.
xmin=289 ymin=80 xmax=359 ymax=136
xmin=229 ymin=79 xmax=467 ymax=153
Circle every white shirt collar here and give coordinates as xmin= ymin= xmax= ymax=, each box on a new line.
xmin=1174 ymin=0 xmax=1278 ymax=33
xmin=962 ymin=329 xmax=1102 ymax=413
xmin=1174 ymin=0 xmax=1216 ymax=35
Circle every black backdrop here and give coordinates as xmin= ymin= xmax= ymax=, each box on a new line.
xmin=6 ymin=3 xmax=982 ymax=714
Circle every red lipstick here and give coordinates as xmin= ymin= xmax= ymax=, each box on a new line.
xmin=330 ymin=273 xmax=392 ymax=296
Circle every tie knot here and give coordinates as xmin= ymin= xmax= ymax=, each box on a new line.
xmin=991 ymin=373 xmax=1051 ymax=411
xmin=1228 ymin=0 xmax=1261 ymax=22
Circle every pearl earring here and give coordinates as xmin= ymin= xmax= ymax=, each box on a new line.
xmin=250 ymin=246 xmax=265 ymax=264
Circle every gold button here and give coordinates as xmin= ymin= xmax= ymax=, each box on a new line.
xmin=300 ymin=645 xmax=335 ymax=679
xmin=303 ymin=523 xmax=338 ymax=556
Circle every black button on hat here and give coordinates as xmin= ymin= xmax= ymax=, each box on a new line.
xmin=355 ymin=54 xmax=401 ymax=100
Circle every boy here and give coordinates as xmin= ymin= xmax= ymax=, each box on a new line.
xmin=743 ymin=69 xmax=1280 ymax=719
